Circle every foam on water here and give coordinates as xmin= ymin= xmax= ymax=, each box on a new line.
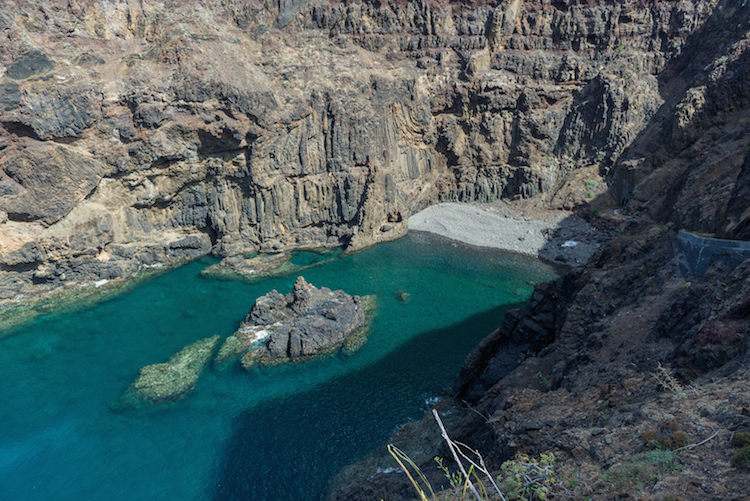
xmin=0 ymin=233 xmax=557 ymax=501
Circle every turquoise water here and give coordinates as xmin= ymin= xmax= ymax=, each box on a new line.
xmin=0 ymin=232 xmax=557 ymax=501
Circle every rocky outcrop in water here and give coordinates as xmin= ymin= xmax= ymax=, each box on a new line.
xmin=215 ymin=276 xmax=368 ymax=368
xmin=200 ymin=252 xmax=293 ymax=282
xmin=200 ymin=247 xmax=345 ymax=282
xmin=112 ymin=335 xmax=220 ymax=411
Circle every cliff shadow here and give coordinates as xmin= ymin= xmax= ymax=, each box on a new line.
xmin=606 ymin=0 xmax=750 ymax=233
xmin=206 ymin=300 xmax=528 ymax=501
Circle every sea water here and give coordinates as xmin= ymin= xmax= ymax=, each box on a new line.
xmin=0 ymin=232 xmax=558 ymax=501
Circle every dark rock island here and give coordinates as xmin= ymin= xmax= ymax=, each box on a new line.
xmin=216 ymin=277 xmax=370 ymax=369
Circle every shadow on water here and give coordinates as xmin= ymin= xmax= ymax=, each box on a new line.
xmin=208 ymin=300 xmax=527 ymax=501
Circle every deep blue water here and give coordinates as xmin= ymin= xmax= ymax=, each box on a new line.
xmin=0 ymin=232 xmax=557 ymax=501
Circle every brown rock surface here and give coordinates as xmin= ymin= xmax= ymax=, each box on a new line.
xmin=1 ymin=0 xmax=740 ymax=301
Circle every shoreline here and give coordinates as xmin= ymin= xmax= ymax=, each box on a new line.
xmin=0 ymin=260 xmax=190 ymax=336
xmin=0 ymin=201 xmax=604 ymax=332
xmin=408 ymin=201 xmax=604 ymax=268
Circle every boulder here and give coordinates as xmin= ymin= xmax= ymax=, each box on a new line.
xmin=112 ymin=335 xmax=220 ymax=411
xmin=215 ymin=276 xmax=369 ymax=369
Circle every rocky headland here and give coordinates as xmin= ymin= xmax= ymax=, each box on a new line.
xmin=215 ymin=276 xmax=370 ymax=368
xmin=1 ymin=0 xmax=749 ymax=499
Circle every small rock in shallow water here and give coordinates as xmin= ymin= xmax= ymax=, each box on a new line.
xmin=112 ymin=335 xmax=220 ymax=411
xmin=200 ymin=252 xmax=292 ymax=282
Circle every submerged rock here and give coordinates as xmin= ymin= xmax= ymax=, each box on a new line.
xmin=200 ymin=252 xmax=293 ymax=282
xmin=215 ymin=276 xmax=370 ymax=369
xmin=113 ymin=335 xmax=220 ymax=411
xmin=200 ymin=248 xmax=343 ymax=283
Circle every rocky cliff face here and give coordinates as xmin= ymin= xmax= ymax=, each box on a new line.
xmin=2 ymin=0 xmax=740 ymax=300
xmin=610 ymin=0 xmax=750 ymax=238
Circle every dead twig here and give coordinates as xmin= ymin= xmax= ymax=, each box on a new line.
xmin=433 ymin=409 xmax=507 ymax=501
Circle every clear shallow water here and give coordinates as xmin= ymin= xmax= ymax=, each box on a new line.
xmin=0 ymin=232 xmax=557 ymax=501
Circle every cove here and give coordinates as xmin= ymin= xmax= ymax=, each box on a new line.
xmin=0 ymin=232 xmax=558 ymax=501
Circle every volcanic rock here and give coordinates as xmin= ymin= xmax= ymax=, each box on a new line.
xmin=5 ymin=0 xmax=741 ymax=300
xmin=215 ymin=276 xmax=368 ymax=368
xmin=200 ymin=252 xmax=293 ymax=282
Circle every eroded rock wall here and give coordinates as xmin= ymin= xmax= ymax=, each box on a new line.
xmin=610 ymin=0 xmax=750 ymax=239
xmin=0 ymin=0 xmax=734 ymax=299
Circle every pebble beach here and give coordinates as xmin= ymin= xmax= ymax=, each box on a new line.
xmin=408 ymin=202 xmax=603 ymax=267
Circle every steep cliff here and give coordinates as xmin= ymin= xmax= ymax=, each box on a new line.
xmin=1 ymin=0 xmax=735 ymax=301
xmin=316 ymin=1 xmax=750 ymax=499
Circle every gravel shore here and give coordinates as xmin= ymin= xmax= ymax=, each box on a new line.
xmin=408 ymin=202 xmax=603 ymax=267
